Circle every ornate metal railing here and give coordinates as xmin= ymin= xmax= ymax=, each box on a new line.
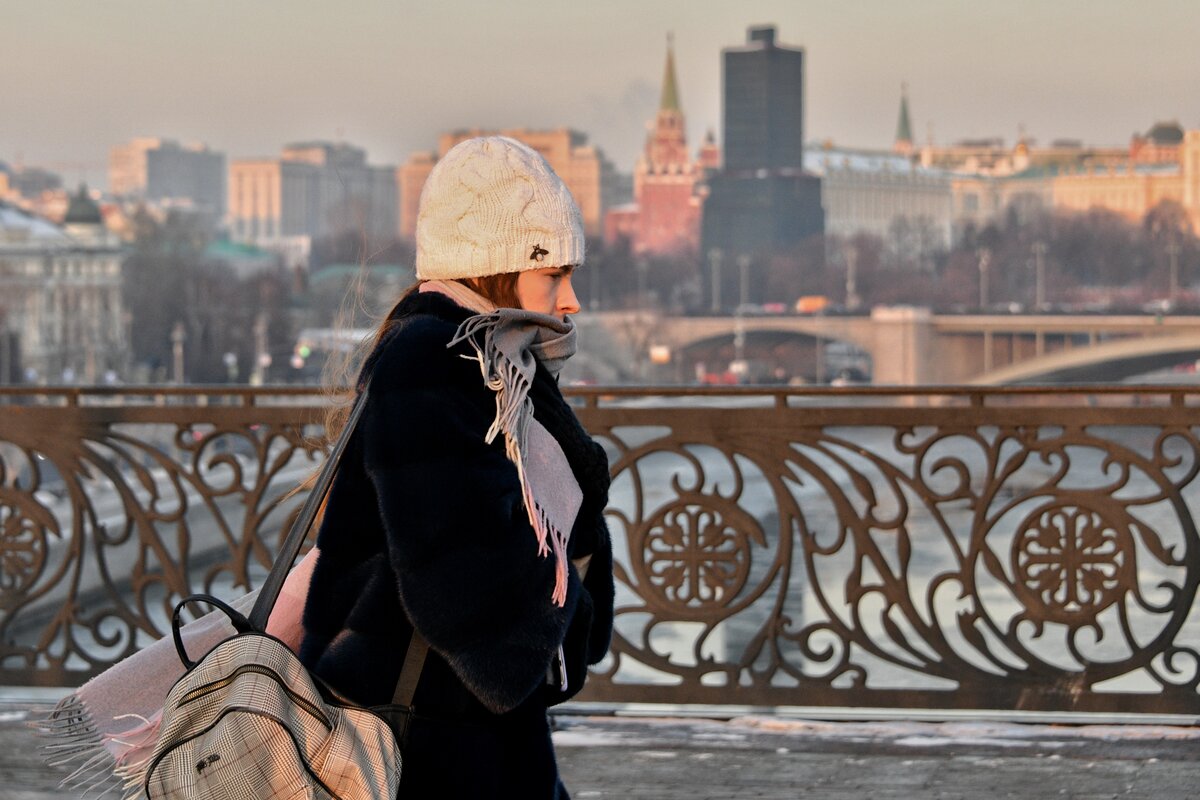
xmin=2 ymin=384 xmax=1200 ymax=714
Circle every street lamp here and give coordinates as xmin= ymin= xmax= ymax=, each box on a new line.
xmin=589 ymin=254 xmax=600 ymax=311
xmin=170 ymin=322 xmax=186 ymax=384
xmin=222 ymin=351 xmax=239 ymax=383
xmin=736 ymin=254 xmax=751 ymax=310
xmin=977 ymin=247 xmax=991 ymax=310
xmin=1031 ymin=240 xmax=1047 ymax=311
xmin=635 ymin=258 xmax=648 ymax=311
xmin=1167 ymin=240 xmax=1182 ymax=306
xmin=845 ymin=245 xmax=861 ymax=311
xmin=251 ymin=312 xmax=269 ymax=386
xmin=707 ymin=248 xmax=723 ymax=313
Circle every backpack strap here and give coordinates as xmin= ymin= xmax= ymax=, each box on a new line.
xmin=247 ymin=378 xmax=430 ymax=708
xmin=249 ymin=382 xmax=371 ymax=631
xmin=392 ymin=631 xmax=429 ymax=707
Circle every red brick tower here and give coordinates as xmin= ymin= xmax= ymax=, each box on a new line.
xmin=635 ymin=36 xmax=703 ymax=256
xmin=606 ymin=37 xmax=714 ymax=257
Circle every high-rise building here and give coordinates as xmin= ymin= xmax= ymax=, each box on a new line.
xmin=228 ymin=142 xmax=398 ymax=264
xmin=701 ymin=26 xmax=824 ymax=276
xmin=604 ymin=39 xmax=716 ymax=257
xmin=109 ymin=138 xmax=226 ymax=215
xmin=396 ymin=152 xmax=436 ymax=244
xmin=146 ymin=142 xmax=226 ymax=215
xmin=722 ymin=25 xmax=806 ymax=174
xmin=109 ymin=137 xmax=162 ymax=197
xmin=397 ymin=128 xmax=620 ymax=240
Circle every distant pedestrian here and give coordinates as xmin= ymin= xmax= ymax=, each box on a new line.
xmin=298 ymin=135 xmax=614 ymax=798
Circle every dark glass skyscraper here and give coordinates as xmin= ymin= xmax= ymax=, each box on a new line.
xmin=701 ymin=26 xmax=824 ymax=299
xmin=722 ymin=25 xmax=805 ymax=173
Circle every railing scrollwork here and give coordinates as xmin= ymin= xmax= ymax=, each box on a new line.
xmin=2 ymin=385 xmax=1199 ymax=714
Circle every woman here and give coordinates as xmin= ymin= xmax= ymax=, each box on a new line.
xmin=298 ymin=136 xmax=614 ymax=799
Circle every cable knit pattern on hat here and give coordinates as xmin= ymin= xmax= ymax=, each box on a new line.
xmin=415 ymin=136 xmax=585 ymax=279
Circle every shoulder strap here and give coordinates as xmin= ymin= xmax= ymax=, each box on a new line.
xmin=249 ymin=382 xmax=371 ymax=631
xmin=246 ymin=379 xmax=431 ymax=708
xmin=392 ymin=631 xmax=429 ymax=707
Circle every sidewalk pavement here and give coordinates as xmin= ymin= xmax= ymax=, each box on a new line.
xmin=3 ymin=697 xmax=1198 ymax=799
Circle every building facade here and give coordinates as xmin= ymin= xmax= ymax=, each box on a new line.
xmin=396 ymin=152 xmax=436 ymax=246
xmin=0 ymin=188 xmax=127 ymax=384
xmin=897 ymin=100 xmax=1200 ymax=236
xmin=603 ymin=41 xmax=716 ymax=257
xmin=397 ymin=128 xmax=620 ymax=240
xmin=1130 ymin=121 xmax=1184 ymax=165
xmin=932 ymin=124 xmax=1200 ymax=235
xmin=806 ymin=146 xmax=953 ymax=249
xmin=109 ymin=137 xmax=162 ymax=197
xmin=1051 ymin=162 xmax=1183 ymax=220
xmin=228 ymin=142 xmax=398 ymax=263
xmin=109 ymin=138 xmax=226 ymax=215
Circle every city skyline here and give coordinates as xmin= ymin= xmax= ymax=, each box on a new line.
xmin=4 ymin=0 xmax=1199 ymax=188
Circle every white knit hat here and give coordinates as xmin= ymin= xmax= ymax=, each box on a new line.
xmin=415 ymin=136 xmax=586 ymax=280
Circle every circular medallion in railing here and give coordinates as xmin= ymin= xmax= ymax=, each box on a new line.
xmin=961 ymin=431 xmax=1200 ymax=684
xmin=637 ymin=491 xmax=766 ymax=620
xmin=0 ymin=490 xmax=57 ymax=600
xmin=1009 ymin=499 xmax=1135 ymax=626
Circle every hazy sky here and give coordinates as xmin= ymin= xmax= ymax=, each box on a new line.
xmin=5 ymin=0 xmax=1198 ymax=188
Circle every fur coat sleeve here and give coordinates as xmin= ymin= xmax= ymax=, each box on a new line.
xmin=358 ymin=309 xmax=611 ymax=714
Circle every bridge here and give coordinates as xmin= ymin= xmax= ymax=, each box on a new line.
xmin=579 ymin=309 xmax=1200 ymax=384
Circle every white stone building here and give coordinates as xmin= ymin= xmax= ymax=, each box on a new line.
xmin=805 ymin=145 xmax=955 ymax=249
xmin=0 ymin=189 xmax=127 ymax=384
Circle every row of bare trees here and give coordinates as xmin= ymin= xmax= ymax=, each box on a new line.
xmin=120 ymin=198 xmax=1198 ymax=381
xmin=123 ymin=211 xmax=293 ymax=383
xmin=586 ymin=199 xmax=1200 ymax=314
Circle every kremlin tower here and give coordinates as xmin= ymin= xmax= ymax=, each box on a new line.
xmin=604 ymin=37 xmax=716 ymax=257
xmin=893 ymin=84 xmax=914 ymax=156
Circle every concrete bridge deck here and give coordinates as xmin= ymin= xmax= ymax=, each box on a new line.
xmin=3 ymin=694 xmax=1198 ymax=799
xmin=583 ymin=310 xmax=1200 ymax=385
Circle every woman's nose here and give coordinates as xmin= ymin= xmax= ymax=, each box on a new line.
xmin=559 ymin=276 xmax=581 ymax=316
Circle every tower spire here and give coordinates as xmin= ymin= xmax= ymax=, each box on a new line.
xmin=894 ymin=83 xmax=914 ymax=155
xmin=660 ymin=33 xmax=681 ymax=112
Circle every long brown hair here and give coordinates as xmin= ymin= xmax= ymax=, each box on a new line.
xmin=323 ymin=272 xmax=522 ymax=445
xmin=294 ymin=272 xmax=525 ymax=526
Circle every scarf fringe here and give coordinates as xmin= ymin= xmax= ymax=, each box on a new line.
xmin=31 ymin=694 xmax=127 ymax=799
xmin=450 ymin=312 xmax=567 ymax=607
xmin=532 ymin=499 xmax=570 ymax=606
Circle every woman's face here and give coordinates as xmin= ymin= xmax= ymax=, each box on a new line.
xmin=515 ymin=266 xmax=580 ymax=319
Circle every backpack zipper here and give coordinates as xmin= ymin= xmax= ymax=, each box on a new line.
xmin=177 ymin=663 xmax=331 ymax=730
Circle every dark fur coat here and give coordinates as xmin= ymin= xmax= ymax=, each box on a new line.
xmin=299 ymin=291 xmax=614 ymax=799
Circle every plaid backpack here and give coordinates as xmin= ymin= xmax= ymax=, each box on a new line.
xmin=142 ymin=596 xmax=404 ymax=800
xmin=141 ymin=382 xmax=427 ymax=799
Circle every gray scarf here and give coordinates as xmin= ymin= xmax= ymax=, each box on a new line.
xmin=420 ymin=280 xmax=582 ymax=607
